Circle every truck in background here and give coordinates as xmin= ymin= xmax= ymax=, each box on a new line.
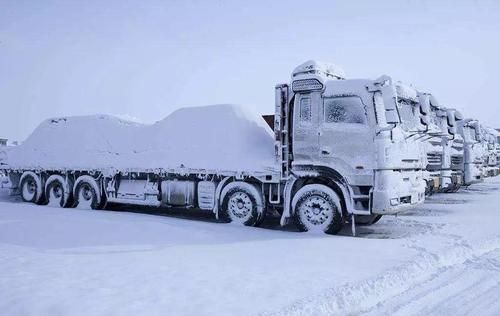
xmin=458 ymin=119 xmax=484 ymax=185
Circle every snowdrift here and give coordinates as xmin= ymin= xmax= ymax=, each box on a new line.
xmin=4 ymin=104 xmax=278 ymax=173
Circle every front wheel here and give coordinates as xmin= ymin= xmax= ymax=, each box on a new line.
xmin=292 ymin=184 xmax=344 ymax=234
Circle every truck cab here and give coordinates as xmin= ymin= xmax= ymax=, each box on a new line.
xmin=275 ymin=61 xmax=425 ymax=229
xmin=484 ymin=128 xmax=500 ymax=176
xmin=417 ymin=93 xmax=448 ymax=193
xmin=446 ymin=109 xmax=465 ymax=192
xmin=458 ymin=119 xmax=484 ymax=185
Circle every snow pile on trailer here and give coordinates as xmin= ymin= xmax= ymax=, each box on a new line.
xmin=4 ymin=104 xmax=278 ymax=172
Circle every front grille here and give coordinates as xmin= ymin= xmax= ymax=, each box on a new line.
xmin=427 ymin=153 xmax=442 ymax=166
xmin=451 ymin=155 xmax=463 ymax=166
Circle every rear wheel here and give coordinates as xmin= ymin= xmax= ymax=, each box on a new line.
xmin=74 ymin=176 xmax=102 ymax=210
xmin=292 ymin=184 xmax=344 ymax=234
xmin=20 ymin=172 xmax=43 ymax=204
xmin=219 ymin=181 xmax=265 ymax=226
xmin=45 ymin=175 xmax=73 ymax=208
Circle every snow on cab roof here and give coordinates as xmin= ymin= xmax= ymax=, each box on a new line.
xmin=292 ymin=60 xmax=346 ymax=80
xmin=395 ymin=82 xmax=418 ymax=102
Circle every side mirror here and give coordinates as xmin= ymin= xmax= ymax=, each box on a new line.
xmin=420 ymin=115 xmax=430 ymax=126
xmin=429 ymin=95 xmax=440 ymax=108
xmin=418 ymin=94 xmax=431 ymax=115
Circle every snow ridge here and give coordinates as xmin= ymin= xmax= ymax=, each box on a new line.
xmin=270 ymin=237 xmax=500 ymax=315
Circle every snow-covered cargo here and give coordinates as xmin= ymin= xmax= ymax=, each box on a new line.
xmin=3 ymin=105 xmax=278 ymax=174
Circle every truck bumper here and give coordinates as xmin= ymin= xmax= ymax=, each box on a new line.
xmin=372 ymin=170 xmax=426 ymax=215
xmin=464 ymin=163 xmax=483 ymax=186
xmin=440 ymin=172 xmax=463 ymax=192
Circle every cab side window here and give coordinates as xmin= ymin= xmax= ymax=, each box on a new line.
xmin=299 ymin=96 xmax=312 ymax=123
xmin=324 ymin=96 xmax=367 ymax=124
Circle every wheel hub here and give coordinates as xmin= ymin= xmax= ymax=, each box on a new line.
xmin=301 ymin=195 xmax=332 ymax=226
xmin=53 ymin=185 xmax=62 ymax=198
xmin=82 ymin=186 xmax=92 ymax=201
xmin=27 ymin=181 xmax=36 ymax=194
xmin=229 ymin=192 xmax=252 ymax=218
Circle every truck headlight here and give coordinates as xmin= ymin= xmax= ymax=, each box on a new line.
xmin=390 ymin=198 xmax=400 ymax=206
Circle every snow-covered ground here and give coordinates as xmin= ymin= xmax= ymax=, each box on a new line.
xmin=1 ymin=179 xmax=499 ymax=315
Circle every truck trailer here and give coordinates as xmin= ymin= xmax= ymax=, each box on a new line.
xmin=0 ymin=60 xmax=426 ymax=234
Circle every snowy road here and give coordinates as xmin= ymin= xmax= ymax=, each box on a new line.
xmin=365 ymin=248 xmax=500 ymax=315
xmin=1 ymin=179 xmax=500 ymax=315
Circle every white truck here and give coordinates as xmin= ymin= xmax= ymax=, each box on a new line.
xmin=416 ymin=93 xmax=449 ymax=193
xmin=484 ymin=127 xmax=500 ymax=177
xmin=458 ymin=119 xmax=484 ymax=185
xmin=0 ymin=60 xmax=426 ymax=234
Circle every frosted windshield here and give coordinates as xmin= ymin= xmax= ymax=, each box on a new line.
xmin=323 ymin=96 xmax=367 ymax=124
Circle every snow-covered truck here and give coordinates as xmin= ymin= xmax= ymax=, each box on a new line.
xmin=458 ymin=119 xmax=484 ymax=185
xmin=484 ymin=127 xmax=500 ymax=176
xmin=416 ymin=93 xmax=449 ymax=193
xmin=444 ymin=108 xmax=465 ymax=192
xmin=0 ymin=60 xmax=426 ymax=234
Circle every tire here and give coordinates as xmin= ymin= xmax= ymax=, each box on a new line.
xmin=20 ymin=172 xmax=44 ymax=204
xmin=355 ymin=214 xmax=383 ymax=226
xmin=45 ymin=175 xmax=73 ymax=208
xmin=292 ymin=184 xmax=344 ymax=234
xmin=219 ymin=181 xmax=265 ymax=226
xmin=73 ymin=176 xmax=102 ymax=210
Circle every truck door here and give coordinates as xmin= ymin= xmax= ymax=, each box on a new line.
xmin=318 ymin=95 xmax=375 ymax=172
xmin=292 ymin=92 xmax=321 ymax=164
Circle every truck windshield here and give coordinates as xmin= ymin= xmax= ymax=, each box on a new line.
xmin=398 ymin=98 xmax=420 ymax=131
xmin=467 ymin=127 xmax=477 ymax=142
xmin=323 ymin=96 xmax=367 ymax=124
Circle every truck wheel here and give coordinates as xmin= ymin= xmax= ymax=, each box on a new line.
xmin=45 ymin=175 xmax=73 ymax=208
xmin=355 ymin=214 xmax=382 ymax=226
xmin=292 ymin=184 xmax=343 ymax=234
xmin=74 ymin=176 xmax=102 ymax=210
xmin=220 ymin=181 xmax=265 ymax=226
xmin=20 ymin=172 xmax=43 ymax=204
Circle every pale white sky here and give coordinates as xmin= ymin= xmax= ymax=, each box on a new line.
xmin=1 ymin=0 xmax=499 ymax=141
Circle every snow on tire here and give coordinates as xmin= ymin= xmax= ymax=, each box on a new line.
xmin=220 ymin=181 xmax=265 ymax=227
xmin=45 ymin=175 xmax=73 ymax=208
xmin=292 ymin=184 xmax=344 ymax=234
xmin=73 ymin=175 xmax=102 ymax=210
xmin=20 ymin=171 xmax=44 ymax=204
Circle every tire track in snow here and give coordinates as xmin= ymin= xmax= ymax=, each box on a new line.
xmin=268 ymin=236 xmax=500 ymax=316
xmin=364 ymin=247 xmax=500 ymax=315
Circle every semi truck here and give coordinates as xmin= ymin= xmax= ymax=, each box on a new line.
xmin=444 ymin=108 xmax=465 ymax=192
xmin=484 ymin=127 xmax=500 ymax=176
xmin=416 ymin=92 xmax=449 ymax=193
xmin=458 ymin=119 xmax=484 ymax=185
xmin=1 ymin=60 xmax=427 ymax=234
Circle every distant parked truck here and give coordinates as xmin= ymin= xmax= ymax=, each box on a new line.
xmin=1 ymin=60 xmax=427 ymax=234
xmin=483 ymin=127 xmax=500 ymax=177
xmin=415 ymin=93 xmax=460 ymax=193
xmin=458 ymin=119 xmax=485 ymax=185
